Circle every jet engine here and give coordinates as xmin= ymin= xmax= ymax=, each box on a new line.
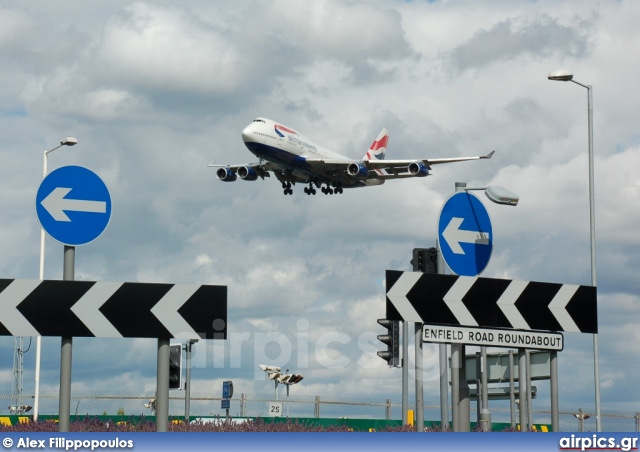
xmin=347 ymin=162 xmax=369 ymax=178
xmin=408 ymin=161 xmax=429 ymax=177
xmin=237 ymin=166 xmax=259 ymax=181
xmin=216 ymin=167 xmax=237 ymax=182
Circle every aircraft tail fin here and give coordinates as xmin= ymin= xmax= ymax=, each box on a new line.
xmin=363 ymin=128 xmax=389 ymax=161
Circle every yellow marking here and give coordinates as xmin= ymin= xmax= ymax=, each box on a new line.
xmin=0 ymin=417 xmax=12 ymax=426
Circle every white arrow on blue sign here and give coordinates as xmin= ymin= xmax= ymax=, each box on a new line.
xmin=438 ymin=191 xmax=492 ymax=277
xmin=36 ymin=165 xmax=112 ymax=246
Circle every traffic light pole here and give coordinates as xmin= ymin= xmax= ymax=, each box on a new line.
xmin=410 ymin=247 xmax=438 ymax=432
xmin=184 ymin=340 xmax=194 ymax=423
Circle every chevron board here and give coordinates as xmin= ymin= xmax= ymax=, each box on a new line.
xmin=0 ymin=279 xmax=226 ymax=339
xmin=386 ymin=271 xmax=597 ymax=334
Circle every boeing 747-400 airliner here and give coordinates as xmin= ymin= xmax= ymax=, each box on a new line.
xmin=209 ymin=118 xmax=494 ymax=195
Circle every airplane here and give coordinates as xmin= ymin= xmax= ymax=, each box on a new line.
xmin=209 ymin=117 xmax=494 ymax=195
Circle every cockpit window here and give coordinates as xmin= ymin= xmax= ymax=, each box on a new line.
xmin=253 ymin=119 xmax=266 ymax=123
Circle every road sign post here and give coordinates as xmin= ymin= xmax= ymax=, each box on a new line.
xmin=36 ymin=165 xmax=112 ymax=431
xmin=222 ymin=381 xmax=233 ymax=419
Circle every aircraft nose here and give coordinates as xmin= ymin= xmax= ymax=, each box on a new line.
xmin=241 ymin=125 xmax=253 ymax=143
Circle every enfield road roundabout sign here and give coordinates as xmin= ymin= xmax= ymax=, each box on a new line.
xmin=438 ymin=191 xmax=492 ymax=277
xmin=422 ymin=324 xmax=564 ymax=351
xmin=36 ymin=165 xmax=112 ymax=246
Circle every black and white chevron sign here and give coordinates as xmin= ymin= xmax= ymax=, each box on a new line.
xmin=386 ymin=271 xmax=597 ymax=334
xmin=0 ymin=279 xmax=226 ymax=339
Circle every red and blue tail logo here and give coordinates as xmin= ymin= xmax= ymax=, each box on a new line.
xmin=364 ymin=129 xmax=388 ymax=161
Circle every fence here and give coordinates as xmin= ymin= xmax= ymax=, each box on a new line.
xmin=2 ymin=392 xmax=638 ymax=432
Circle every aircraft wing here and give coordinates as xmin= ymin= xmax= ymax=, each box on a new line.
xmin=304 ymin=150 xmax=495 ymax=179
xmin=373 ymin=150 xmax=495 ymax=167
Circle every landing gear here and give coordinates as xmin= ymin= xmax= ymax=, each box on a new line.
xmin=279 ymin=178 xmax=342 ymax=196
xmin=282 ymin=181 xmax=293 ymax=195
xmin=321 ymin=181 xmax=343 ymax=195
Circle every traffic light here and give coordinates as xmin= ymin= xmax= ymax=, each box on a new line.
xmin=169 ymin=343 xmax=182 ymax=390
xmin=411 ymin=247 xmax=438 ymax=273
xmin=377 ymin=319 xmax=400 ymax=367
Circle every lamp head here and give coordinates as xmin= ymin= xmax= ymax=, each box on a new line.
xmin=484 ymin=186 xmax=519 ymax=206
xmin=61 ymin=137 xmax=78 ymax=146
xmin=548 ymin=69 xmax=573 ymax=81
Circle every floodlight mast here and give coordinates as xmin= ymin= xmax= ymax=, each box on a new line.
xmin=258 ymin=364 xmax=303 ymax=412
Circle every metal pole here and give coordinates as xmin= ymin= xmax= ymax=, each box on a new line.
xmin=518 ymin=349 xmax=526 ymax=432
xmin=414 ymin=323 xmax=424 ymax=432
xmin=452 ymin=183 xmax=471 ymax=432
xmin=550 ymin=351 xmax=559 ymax=431
xmin=458 ymin=344 xmax=470 ymax=431
xmin=475 ymin=352 xmax=481 ymax=425
xmin=184 ymin=341 xmax=193 ymax=423
xmin=569 ymin=79 xmax=600 ymax=432
xmin=58 ymin=245 xmax=74 ymax=432
xmin=439 ymin=343 xmax=448 ymax=430
xmin=286 ymin=383 xmax=290 ymax=418
xmin=578 ymin=408 xmax=584 ymax=432
xmin=451 ymin=344 xmax=460 ymax=431
xmin=480 ymin=346 xmax=490 ymax=430
xmin=587 ymin=84 xmax=601 ymax=433
xmin=402 ymin=320 xmax=408 ymax=425
xmin=35 ymin=149 xmax=51 ymax=422
xmin=436 ymin=240 xmax=449 ymax=430
xmin=526 ymin=349 xmax=533 ymax=430
xmin=509 ymin=350 xmax=516 ymax=428
xmin=156 ymin=339 xmax=170 ymax=432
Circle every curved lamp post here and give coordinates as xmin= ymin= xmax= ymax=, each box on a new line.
xmin=34 ymin=137 xmax=77 ymax=421
xmin=548 ymin=69 xmax=600 ymax=432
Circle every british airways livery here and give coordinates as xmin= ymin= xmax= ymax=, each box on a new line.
xmin=209 ymin=118 xmax=494 ymax=195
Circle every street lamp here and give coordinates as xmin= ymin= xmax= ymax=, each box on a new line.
xmin=464 ymin=185 xmax=519 ymax=206
xmin=33 ymin=137 xmax=78 ymax=421
xmin=548 ymin=69 xmax=600 ymax=432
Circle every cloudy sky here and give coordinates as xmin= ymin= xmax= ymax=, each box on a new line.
xmin=1 ymin=0 xmax=639 ymax=423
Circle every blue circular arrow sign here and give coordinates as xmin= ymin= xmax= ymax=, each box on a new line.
xmin=36 ymin=165 xmax=112 ymax=246
xmin=438 ymin=191 xmax=493 ymax=276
